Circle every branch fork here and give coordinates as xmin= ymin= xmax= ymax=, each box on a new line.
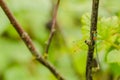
xmin=0 ymin=0 xmax=64 ymax=80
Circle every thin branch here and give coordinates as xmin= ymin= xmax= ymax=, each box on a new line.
xmin=44 ymin=0 xmax=60 ymax=58
xmin=85 ymin=0 xmax=99 ymax=80
xmin=0 ymin=0 xmax=64 ymax=80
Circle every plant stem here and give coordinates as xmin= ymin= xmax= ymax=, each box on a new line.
xmin=86 ymin=0 xmax=99 ymax=80
xmin=0 ymin=0 xmax=64 ymax=80
xmin=45 ymin=0 xmax=60 ymax=58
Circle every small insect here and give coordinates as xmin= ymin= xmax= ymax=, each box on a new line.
xmin=92 ymin=31 xmax=100 ymax=72
xmin=93 ymin=31 xmax=97 ymax=41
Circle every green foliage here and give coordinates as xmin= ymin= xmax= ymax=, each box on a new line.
xmin=107 ymin=50 xmax=120 ymax=63
xmin=79 ymin=12 xmax=120 ymax=76
xmin=1 ymin=0 xmax=120 ymax=80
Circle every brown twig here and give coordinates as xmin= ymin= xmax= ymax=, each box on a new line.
xmin=44 ymin=0 xmax=60 ymax=58
xmin=85 ymin=0 xmax=99 ymax=80
xmin=0 ymin=0 xmax=64 ymax=80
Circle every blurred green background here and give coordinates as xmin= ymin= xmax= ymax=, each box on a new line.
xmin=0 ymin=0 xmax=120 ymax=80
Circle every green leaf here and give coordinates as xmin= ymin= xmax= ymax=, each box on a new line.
xmin=110 ymin=63 xmax=120 ymax=75
xmin=107 ymin=50 xmax=120 ymax=63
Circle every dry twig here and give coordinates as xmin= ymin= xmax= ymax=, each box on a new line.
xmin=0 ymin=0 xmax=64 ymax=80
xmin=44 ymin=0 xmax=60 ymax=58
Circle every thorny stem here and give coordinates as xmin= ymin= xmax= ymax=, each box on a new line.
xmin=0 ymin=0 xmax=64 ymax=80
xmin=45 ymin=0 xmax=60 ymax=58
xmin=86 ymin=0 xmax=99 ymax=80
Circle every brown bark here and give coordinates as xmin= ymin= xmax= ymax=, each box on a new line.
xmin=86 ymin=0 xmax=99 ymax=80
